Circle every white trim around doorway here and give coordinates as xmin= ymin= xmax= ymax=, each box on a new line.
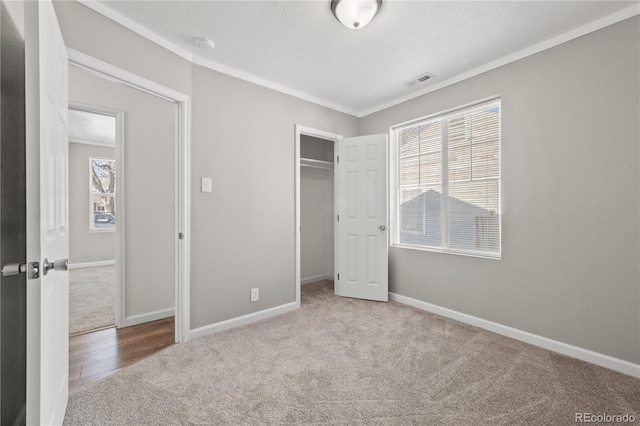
xmin=67 ymin=48 xmax=191 ymax=343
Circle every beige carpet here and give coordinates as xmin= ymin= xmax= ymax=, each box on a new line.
xmin=69 ymin=265 xmax=116 ymax=335
xmin=64 ymin=281 xmax=639 ymax=425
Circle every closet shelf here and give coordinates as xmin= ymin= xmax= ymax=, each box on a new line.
xmin=301 ymin=158 xmax=334 ymax=170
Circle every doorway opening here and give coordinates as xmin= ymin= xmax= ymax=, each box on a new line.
xmin=66 ymin=55 xmax=187 ymax=390
xmin=68 ymin=49 xmax=190 ymax=344
xmin=295 ymin=125 xmax=341 ymax=305
xmin=68 ymin=105 xmax=122 ymax=336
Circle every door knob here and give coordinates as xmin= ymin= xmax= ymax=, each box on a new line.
xmin=42 ymin=258 xmax=68 ymax=275
xmin=379 ymin=225 xmax=386 ymax=231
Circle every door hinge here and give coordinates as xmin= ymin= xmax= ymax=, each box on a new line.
xmin=337 ymin=273 xmax=340 ymax=280
xmin=337 ymin=214 xmax=339 ymax=222
xmin=178 ymin=232 xmax=184 ymax=240
xmin=337 ymin=156 xmax=339 ymax=163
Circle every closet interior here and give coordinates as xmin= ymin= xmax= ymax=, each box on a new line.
xmin=300 ymin=134 xmax=336 ymax=287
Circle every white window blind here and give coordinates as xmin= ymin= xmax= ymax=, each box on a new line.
xmin=394 ymin=100 xmax=501 ymax=258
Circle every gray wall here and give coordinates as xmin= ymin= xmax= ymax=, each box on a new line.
xmin=301 ymin=134 xmax=334 ymax=162
xmin=53 ymin=1 xmax=191 ymax=97
xmin=359 ymin=17 xmax=640 ymax=364
xmin=68 ymin=66 xmax=175 ymax=320
xmin=301 ymin=167 xmax=334 ymax=282
xmin=68 ymin=142 xmax=116 ymax=265
xmin=190 ymin=65 xmax=358 ymax=328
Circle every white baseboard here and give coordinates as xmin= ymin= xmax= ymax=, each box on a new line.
xmin=69 ymin=260 xmax=116 ymax=269
xmin=124 ymin=308 xmax=175 ymax=327
xmin=301 ymin=274 xmax=333 ymax=285
xmin=389 ymin=292 xmax=640 ymax=378
xmin=189 ymin=301 xmax=299 ymax=340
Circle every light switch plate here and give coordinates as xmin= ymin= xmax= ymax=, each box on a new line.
xmin=201 ymin=177 xmax=212 ymax=193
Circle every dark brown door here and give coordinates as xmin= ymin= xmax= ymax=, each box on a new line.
xmin=0 ymin=3 xmax=27 ymax=425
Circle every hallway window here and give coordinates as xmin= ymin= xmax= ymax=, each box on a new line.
xmin=90 ymin=157 xmax=116 ymax=231
xmin=392 ymin=99 xmax=501 ymax=258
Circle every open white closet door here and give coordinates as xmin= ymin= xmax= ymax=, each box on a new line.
xmin=337 ymin=134 xmax=388 ymax=302
xmin=25 ymin=0 xmax=70 ymax=424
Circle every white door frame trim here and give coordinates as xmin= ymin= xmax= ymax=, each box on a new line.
xmin=67 ymin=48 xmax=191 ymax=343
xmin=68 ymin=101 xmax=126 ymax=328
xmin=294 ymin=125 xmax=342 ymax=306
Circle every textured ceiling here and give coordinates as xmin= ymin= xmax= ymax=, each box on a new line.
xmin=97 ymin=0 xmax=638 ymax=116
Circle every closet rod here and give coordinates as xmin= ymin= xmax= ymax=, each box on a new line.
xmin=300 ymin=158 xmax=334 ymax=170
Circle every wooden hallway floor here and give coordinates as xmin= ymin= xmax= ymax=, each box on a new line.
xmin=69 ymin=317 xmax=175 ymax=393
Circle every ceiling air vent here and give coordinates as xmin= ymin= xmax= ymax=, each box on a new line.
xmin=404 ymin=72 xmax=435 ymax=87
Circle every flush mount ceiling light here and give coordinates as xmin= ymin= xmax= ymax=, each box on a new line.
xmin=195 ymin=38 xmax=215 ymax=52
xmin=331 ymin=0 xmax=382 ymax=30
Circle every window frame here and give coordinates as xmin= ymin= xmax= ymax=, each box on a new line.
xmin=390 ymin=97 xmax=502 ymax=260
xmin=89 ymin=156 xmax=116 ymax=233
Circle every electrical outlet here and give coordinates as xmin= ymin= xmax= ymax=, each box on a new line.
xmin=250 ymin=288 xmax=259 ymax=302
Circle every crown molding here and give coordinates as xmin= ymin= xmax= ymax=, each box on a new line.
xmin=359 ymin=4 xmax=640 ymax=117
xmin=191 ymin=56 xmax=360 ymax=117
xmin=78 ymin=0 xmax=193 ymax=63
xmin=76 ymin=1 xmax=639 ymax=119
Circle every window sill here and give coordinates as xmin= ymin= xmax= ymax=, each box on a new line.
xmin=391 ymin=243 xmax=501 ymax=260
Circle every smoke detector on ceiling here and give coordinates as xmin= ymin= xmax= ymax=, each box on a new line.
xmin=404 ymin=72 xmax=435 ymax=87
xmin=195 ymin=38 xmax=215 ymax=52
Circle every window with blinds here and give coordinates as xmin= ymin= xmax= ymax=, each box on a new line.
xmin=393 ymin=99 xmax=501 ymax=258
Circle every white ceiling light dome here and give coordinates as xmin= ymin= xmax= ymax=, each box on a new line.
xmin=331 ymin=0 xmax=382 ymax=30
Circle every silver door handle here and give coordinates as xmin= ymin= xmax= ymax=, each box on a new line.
xmin=42 ymin=258 xmax=68 ymax=275
xmin=379 ymin=225 xmax=386 ymax=231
